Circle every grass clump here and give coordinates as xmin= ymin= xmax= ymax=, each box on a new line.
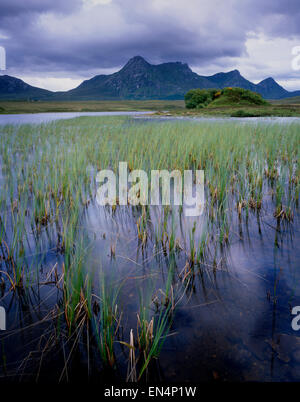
xmin=231 ymin=109 xmax=261 ymax=118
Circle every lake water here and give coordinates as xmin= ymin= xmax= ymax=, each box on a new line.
xmin=0 ymin=112 xmax=300 ymax=125
xmin=0 ymin=111 xmax=154 ymax=125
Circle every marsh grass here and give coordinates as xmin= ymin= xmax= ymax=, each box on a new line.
xmin=92 ymin=273 xmax=122 ymax=368
xmin=126 ymin=288 xmax=173 ymax=382
xmin=0 ymin=116 xmax=299 ymax=381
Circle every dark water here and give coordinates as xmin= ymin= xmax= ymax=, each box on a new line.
xmin=1 ymin=196 xmax=299 ymax=382
xmin=85 ymin=202 xmax=300 ymax=382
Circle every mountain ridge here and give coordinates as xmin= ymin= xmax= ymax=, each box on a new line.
xmin=1 ymin=56 xmax=300 ymax=100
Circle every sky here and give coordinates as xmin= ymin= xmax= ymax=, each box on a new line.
xmin=0 ymin=0 xmax=300 ymax=92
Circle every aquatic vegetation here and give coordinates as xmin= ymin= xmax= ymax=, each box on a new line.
xmin=93 ymin=273 xmax=122 ymax=368
xmin=0 ymin=116 xmax=299 ymax=382
xmin=136 ymin=303 xmax=171 ymax=381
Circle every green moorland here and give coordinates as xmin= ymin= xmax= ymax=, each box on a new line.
xmin=0 ymin=116 xmax=299 ymax=381
xmin=172 ymin=103 xmax=300 ymax=117
xmin=0 ymin=99 xmax=185 ymax=114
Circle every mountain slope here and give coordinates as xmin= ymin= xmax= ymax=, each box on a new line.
xmin=206 ymin=70 xmax=257 ymax=92
xmin=255 ymin=78 xmax=289 ymax=99
xmin=0 ymin=75 xmax=52 ymax=100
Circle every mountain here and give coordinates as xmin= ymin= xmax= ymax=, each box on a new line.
xmin=53 ymin=56 xmax=214 ymax=100
xmin=256 ymin=77 xmax=288 ymax=99
xmin=203 ymin=70 xmax=300 ymax=99
xmin=255 ymin=77 xmax=297 ymax=99
xmin=1 ymin=56 xmax=300 ymax=100
xmin=0 ymin=75 xmax=52 ymax=100
xmin=205 ymin=69 xmax=257 ymax=92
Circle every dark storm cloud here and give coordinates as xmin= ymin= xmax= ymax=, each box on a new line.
xmin=239 ymin=0 xmax=300 ymax=37
xmin=0 ymin=0 xmax=80 ymax=18
xmin=0 ymin=0 xmax=299 ymax=78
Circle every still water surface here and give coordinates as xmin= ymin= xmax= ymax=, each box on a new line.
xmin=1 ymin=112 xmax=300 ymax=125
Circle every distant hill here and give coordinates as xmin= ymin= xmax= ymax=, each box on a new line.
xmin=209 ymin=87 xmax=267 ymax=107
xmin=185 ymin=87 xmax=267 ymax=110
xmin=1 ymin=56 xmax=300 ymax=101
xmin=255 ymin=77 xmax=293 ymax=99
xmin=0 ymin=75 xmax=52 ymax=100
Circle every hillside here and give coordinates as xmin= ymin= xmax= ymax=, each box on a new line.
xmin=207 ymin=70 xmax=257 ymax=92
xmin=209 ymin=87 xmax=267 ymax=107
xmin=0 ymin=75 xmax=52 ymax=100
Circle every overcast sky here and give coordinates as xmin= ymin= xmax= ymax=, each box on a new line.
xmin=0 ymin=0 xmax=300 ymax=91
